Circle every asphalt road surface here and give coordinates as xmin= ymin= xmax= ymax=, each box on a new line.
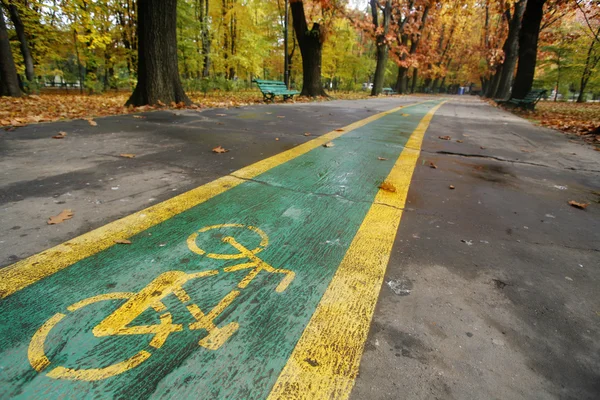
xmin=0 ymin=95 xmax=598 ymax=399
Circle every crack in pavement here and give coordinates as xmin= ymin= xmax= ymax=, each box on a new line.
xmin=430 ymin=150 xmax=600 ymax=173
xmin=230 ymin=173 xmax=407 ymax=211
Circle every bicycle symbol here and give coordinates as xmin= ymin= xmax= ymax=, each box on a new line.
xmin=28 ymin=224 xmax=294 ymax=381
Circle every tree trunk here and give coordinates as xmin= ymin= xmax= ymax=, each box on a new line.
xmin=576 ymin=26 xmax=600 ymax=103
xmin=126 ymin=0 xmax=190 ymax=106
xmin=396 ymin=66 xmax=408 ymax=93
xmin=290 ymin=1 xmax=326 ymax=97
xmin=486 ymin=66 xmax=502 ymax=98
xmin=495 ymin=0 xmax=526 ymax=100
xmin=512 ymin=0 xmax=546 ymax=99
xmin=5 ymin=1 xmax=34 ymax=82
xmin=370 ymin=0 xmax=391 ymax=96
xmin=371 ymin=42 xmax=388 ymax=96
xmin=411 ymin=68 xmax=418 ymax=93
xmin=0 ymin=10 xmax=21 ymax=97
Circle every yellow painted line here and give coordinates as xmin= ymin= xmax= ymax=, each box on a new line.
xmin=0 ymin=101 xmax=430 ymax=300
xmin=267 ymin=101 xmax=446 ymax=400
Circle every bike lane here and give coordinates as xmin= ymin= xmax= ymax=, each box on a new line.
xmin=0 ymin=100 xmax=444 ymax=399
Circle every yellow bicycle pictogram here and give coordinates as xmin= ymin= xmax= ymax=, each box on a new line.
xmin=28 ymin=224 xmax=294 ymax=381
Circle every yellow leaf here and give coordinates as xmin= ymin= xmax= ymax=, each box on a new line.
xmin=48 ymin=209 xmax=74 ymax=225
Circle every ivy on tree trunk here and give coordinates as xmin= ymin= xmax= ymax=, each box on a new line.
xmin=126 ymin=0 xmax=191 ymax=106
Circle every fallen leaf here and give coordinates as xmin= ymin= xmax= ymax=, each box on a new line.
xmin=568 ymin=200 xmax=589 ymax=209
xmin=379 ymin=181 xmax=397 ymax=192
xmin=277 ymin=115 xmax=285 ymax=118
xmin=378 ymin=157 xmax=388 ymax=161
xmin=115 ymin=239 xmax=132 ymax=244
xmin=456 ymin=140 xmax=463 ymax=143
xmin=87 ymin=119 xmax=97 ymax=126
xmin=157 ymin=100 xmax=166 ymax=106
xmin=449 ymin=185 xmax=455 ymax=190
xmin=304 ymin=132 xmax=311 ymax=136
xmin=335 ymin=129 xmax=344 ymax=132
xmin=438 ymin=135 xmax=451 ymax=140
xmin=52 ymin=131 xmax=67 ymax=139
xmin=275 ymin=138 xmax=279 ymax=141
xmin=212 ymin=145 xmax=229 ymax=153
xmin=132 ymin=115 xmax=145 ymax=119
xmin=215 ymin=113 xmax=227 ymax=116
xmin=480 ymin=146 xmax=486 ymax=149
xmin=48 ymin=209 xmax=74 ymax=225
xmin=120 ymin=153 xmax=136 ymax=158
xmin=520 ymin=148 xmax=534 ymax=153
xmin=323 ymin=142 xmax=335 ymax=148
xmin=429 ymin=162 xmax=437 ymax=169
xmin=401 ymin=113 xmax=410 ymax=117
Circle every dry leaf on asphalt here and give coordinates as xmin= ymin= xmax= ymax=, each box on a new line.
xmin=215 ymin=113 xmax=227 ymax=117
xmin=120 ymin=153 xmax=136 ymax=158
xmin=87 ymin=119 xmax=97 ymax=126
xmin=521 ymin=148 xmax=534 ymax=153
xmin=456 ymin=140 xmax=463 ymax=143
xmin=304 ymin=132 xmax=311 ymax=136
xmin=212 ymin=145 xmax=229 ymax=153
xmin=401 ymin=113 xmax=410 ymax=117
xmin=568 ymin=200 xmax=589 ymax=209
xmin=277 ymin=116 xmax=285 ymax=118
xmin=323 ymin=142 xmax=335 ymax=148
xmin=335 ymin=129 xmax=344 ymax=132
xmin=480 ymin=146 xmax=486 ymax=149
xmin=275 ymin=138 xmax=279 ymax=141
xmin=438 ymin=136 xmax=451 ymax=140
xmin=52 ymin=131 xmax=67 ymax=139
xmin=132 ymin=115 xmax=145 ymax=119
xmin=429 ymin=162 xmax=438 ymax=169
xmin=378 ymin=157 xmax=388 ymax=161
xmin=449 ymin=185 xmax=456 ymax=190
xmin=115 ymin=239 xmax=132 ymax=244
xmin=379 ymin=181 xmax=397 ymax=192
xmin=48 ymin=209 xmax=74 ymax=225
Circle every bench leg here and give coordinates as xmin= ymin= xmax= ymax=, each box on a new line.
xmin=263 ymin=93 xmax=275 ymax=103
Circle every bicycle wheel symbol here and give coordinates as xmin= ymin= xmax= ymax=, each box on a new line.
xmin=187 ymin=223 xmax=269 ymax=259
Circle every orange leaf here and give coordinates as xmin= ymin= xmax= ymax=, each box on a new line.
xmin=379 ymin=181 xmax=396 ymax=192
xmin=438 ymin=136 xmax=451 ymax=140
xmin=120 ymin=153 xmax=135 ymax=158
xmin=449 ymin=185 xmax=455 ymax=190
xmin=48 ymin=209 xmax=74 ymax=225
xmin=568 ymin=200 xmax=588 ymax=209
xmin=212 ymin=145 xmax=229 ymax=153
xmin=429 ymin=162 xmax=437 ymax=169
xmin=335 ymin=128 xmax=344 ymax=132
xmin=52 ymin=131 xmax=67 ymax=139
xmin=114 ymin=239 xmax=132 ymax=244
xmin=304 ymin=132 xmax=311 ymax=136
xmin=87 ymin=119 xmax=98 ymax=126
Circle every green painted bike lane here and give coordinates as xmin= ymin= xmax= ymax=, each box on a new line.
xmin=0 ymin=101 xmax=440 ymax=399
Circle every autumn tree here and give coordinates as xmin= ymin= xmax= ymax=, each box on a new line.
xmin=369 ymin=0 xmax=391 ymax=95
xmin=290 ymin=0 xmax=328 ymax=97
xmin=0 ymin=7 xmax=21 ymax=96
xmin=575 ymin=1 xmax=600 ymax=102
xmin=126 ymin=0 xmax=191 ymax=106
xmin=494 ymin=0 xmax=526 ymax=99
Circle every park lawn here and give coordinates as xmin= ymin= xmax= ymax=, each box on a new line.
xmin=515 ymin=101 xmax=600 ymax=150
xmin=0 ymin=90 xmax=371 ymax=128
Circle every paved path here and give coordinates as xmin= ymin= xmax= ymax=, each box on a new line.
xmin=0 ymin=96 xmax=598 ymax=399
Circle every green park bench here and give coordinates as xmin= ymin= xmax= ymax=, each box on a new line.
xmin=253 ymin=79 xmax=300 ymax=103
xmin=382 ymin=87 xmax=397 ymax=95
xmin=504 ymin=89 xmax=547 ymax=111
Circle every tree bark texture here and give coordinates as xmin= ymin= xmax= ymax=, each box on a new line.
xmin=511 ymin=0 xmax=546 ymax=99
xmin=0 ymin=10 xmax=21 ymax=96
xmin=290 ymin=0 xmax=326 ymax=97
xmin=126 ymin=0 xmax=190 ymax=106
xmin=4 ymin=1 xmax=34 ymax=82
xmin=495 ymin=0 xmax=526 ymax=100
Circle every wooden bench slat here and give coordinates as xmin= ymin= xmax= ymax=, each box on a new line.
xmin=253 ymin=79 xmax=300 ymax=103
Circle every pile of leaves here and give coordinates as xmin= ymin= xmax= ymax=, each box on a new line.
xmin=0 ymin=90 xmax=371 ymax=128
xmin=514 ymin=102 xmax=600 ymax=149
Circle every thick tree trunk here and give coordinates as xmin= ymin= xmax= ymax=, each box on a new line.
xmin=5 ymin=2 xmax=34 ymax=82
xmin=290 ymin=1 xmax=326 ymax=97
xmin=495 ymin=0 xmax=526 ymax=100
xmin=486 ymin=66 xmax=502 ymax=98
xmin=126 ymin=0 xmax=190 ymax=106
xmin=396 ymin=66 xmax=408 ymax=93
xmin=371 ymin=42 xmax=388 ymax=96
xmin=0 ymin=11 xmax=21 ymax=97
xmin=511 ymin=0 xmax=546 ymax=99
xmin=411 ymin=68 xmax=418 ymax=93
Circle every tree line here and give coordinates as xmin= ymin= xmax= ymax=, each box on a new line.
xmin=0 ymin=0 xmax=598 ymax=105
